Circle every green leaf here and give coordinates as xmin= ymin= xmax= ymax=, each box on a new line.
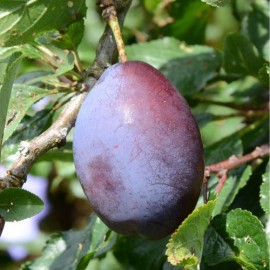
xmin=2 ymin=109 xmax=53 ymax=162
xmin=204 ymin=209 xmax=269 ymax=269
xmin=23 ymin=215 xmax=115 ymax=270
xmin=213 ymin=166 xmax=252 ymax=216
xmin=76 ymin=220 xmax=116 ymax=270
xmin=126 ymin=37 xmax=189 ymax=68
xmin=49 ymin=49 xmax=75 ymax=78
xmin=203 ymin=224 xmax=234 ymax=266
xmin=144 ymin=0 xmax=159 ymax=11
xmin=205 ymin=135 xmax=243 ymax=165
xmin=258 ymin=63 xmax=270 ymax=87
xmin=260 ymin=162 xmax=270 ymax=215
xmin=0 ymin=44 xmax=75 ymax=78
xmin=240 ymin=117 xmax=269 ymax=151
xmin=201 ymin=0 xmax=231 ymax=7
xmin=194 ymin=112 xmax=215 ymax=128
xmin=166 ymin=200 xmax=216 ymax=267
xmin=26 ymin=47 xmax=75 ymax=83
xmin=0 ymin=52 xmax=21 ymax=160
xmin=162 ymin=1 xmax=210 ymax=44
xmin=223 ymin=33 xmax=265 ymax=78
xmin=126 ymin=38 xmax=221 ymax=95
xmin=9 ymin=47 xmax=76 ymax=89
xmin=114 ymin=235 xmax=168 ymax=270
xmin=15 ymin=70 xmax=53 ymax=86
xmin=242 ymin=0 xmax=269 ymax=62
xmin=3 ymin=84 xmax=56 ymax=143
xmin=228 ymin=76 xmax=268 ymax=105
xmin=34 ymin=142 xmax=73 ymax=164
xmin=37 ymin=20 xmax=85 ymax=50
xmin=24 ymin=46 xmax=75 ymax=82
xmin=0 ymin=44 xmax=43 ymax=62
xmin=0 ymin=0 xmax=87 ymax=46
xmin=38 ymin=149 xmax=73 ymax=163
xmin=0 ymin=188 xmax=44 ymax=221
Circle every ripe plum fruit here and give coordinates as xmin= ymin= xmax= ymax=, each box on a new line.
xmin=73 ymin=61 xmax=204 ymax=239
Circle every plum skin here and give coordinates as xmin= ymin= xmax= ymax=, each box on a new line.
xmin=73 ymin=61 xmax=204 ymax=240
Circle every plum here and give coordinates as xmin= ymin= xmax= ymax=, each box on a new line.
xmin=73 ymin=61 xmax=204 ymax=240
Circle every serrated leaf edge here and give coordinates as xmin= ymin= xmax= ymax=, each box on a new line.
xmin=166 ymin=200 xmax=216 ymax=266
xmin=259 ymin=170 xmax=269 ymax=215
xmin=213 ymin=208 xmax=269 ymax=269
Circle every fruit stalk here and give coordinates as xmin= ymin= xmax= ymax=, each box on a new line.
xmin=108 ymin=13 xmax=127 ymax=63
xmin=100 ymin=1 xmax=127 ymax=63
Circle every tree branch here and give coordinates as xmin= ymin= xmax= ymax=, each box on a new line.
xmin=206 ymin=144 xmax=269 ymax=172
xmin=0 ymin=91 xmax=89 ymax=190
xmin=0 ymin=0 xmax=133 ymax=191
xmin=203 ymin=144 xmax=270 ymax=200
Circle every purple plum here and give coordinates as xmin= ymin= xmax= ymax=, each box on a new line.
xmin=73 ymin=61 xmax=204 ymax=239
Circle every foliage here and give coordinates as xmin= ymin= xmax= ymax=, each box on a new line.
xmin=0 ymin=188 xmax=44 ymax=222
xmin=22 ymin=215 xmax=115 ymax=270
xmin=0 ymin=0 xmax=269 ymax=270
xmin=204 ymin=209 xmax=269 ymax=270
xmin=0 ymin=53 xmax=22 ymax=160
xmin=166 ymin=200 xmax=216 ymax=267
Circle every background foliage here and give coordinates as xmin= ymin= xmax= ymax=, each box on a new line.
xmin=0 ymin=0 xmax=269 ymax=269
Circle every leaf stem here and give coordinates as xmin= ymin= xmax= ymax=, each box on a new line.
xmin=72 ymin=50 xmax=83 ymax=73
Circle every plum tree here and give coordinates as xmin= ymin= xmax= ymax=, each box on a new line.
xmin=73 ymin=61 xmax=204 ymax=239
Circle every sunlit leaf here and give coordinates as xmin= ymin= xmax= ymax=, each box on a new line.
xmin=0 ymin=44 xmax=43 ymax=62
xmin=0 ymin=188 xmax=44 ymax=221
xmin=1 ymin=109 xmax=53 ymax=161
xmin=213 ymin=166 xmax=252 ymax=216
xmin=0 ymin=0 xmax=86 ymax=46
xmin=260 ymin=162 xmax=270 ymax=215
xmin=166 ymin=200 xmax=216 ymax=267
xmin=201 ymin=0 xmax=230 ymax=7
xmin=204 ymin=209 xmax=269 ymax=269
xmin=223 ymin=33 xmax=265 ymax=79
xmin=3 ymin=84 xmax=56 ymax=143
xmin=0 ymin=52 xmax=21 ymax=160
xmin=37 ymin=20 xmax=85 ymax=50
xmin=242 ymin=0 xmax=269 ymax=62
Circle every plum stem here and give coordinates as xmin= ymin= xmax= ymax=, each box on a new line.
xmin=100 ymin=1 xmax=128 ymax=63
xmin=108 ymin=12 xmax=128 ymax=63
